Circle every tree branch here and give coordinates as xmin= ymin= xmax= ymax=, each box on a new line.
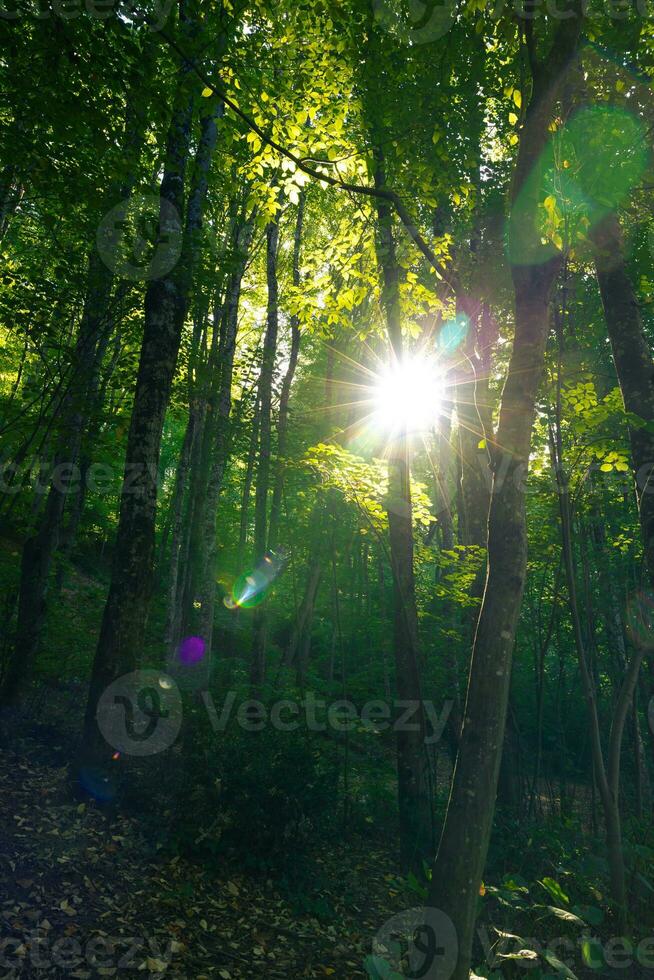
xmin=155 ymin=24 xmax=456 ymax=297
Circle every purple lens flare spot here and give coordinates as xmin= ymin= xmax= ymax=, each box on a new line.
xmin=178 ymin=635 xmax=206 ymax=665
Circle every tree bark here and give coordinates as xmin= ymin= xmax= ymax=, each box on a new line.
xmin=250 ymin=212 xmax=280 ymax=688
xmin=80 ymin=8 xmax=233 ymax=763
xmin=371 ymin=143 xmax=433 ymax=872
xmin=592 ymin=210 xmax=654 ymax=588
xmin=268 ymin=192 xmax=305 ymax=549
xmin=426 ymin=16 xmax=581 ymax=975
xmin=285 ymin=547 xmax=323 ymax=686
xmin=549 ymin=421 xmax=635 ymax=932
xmin=192 ymin=213 xmax=256 ymax=652
xmin=2 ymin=80 xmax=148 ymax=704
xmin=237 ymin=399 xmax=260 ymax=565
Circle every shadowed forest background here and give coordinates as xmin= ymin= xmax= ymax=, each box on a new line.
xmin=1 ymin=0 xmax=654 ymax=977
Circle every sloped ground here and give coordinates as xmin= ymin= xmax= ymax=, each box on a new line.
xmin=0 ymin=731 xmax=410 ymax=979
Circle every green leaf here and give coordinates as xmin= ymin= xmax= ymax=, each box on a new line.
xmin=543 ymin=950 xmax=578 ymax=978
xmin=543 ymin=194 xmax=557 ymax=215
xmin=545 ymin=906 xmax=585 ymax=926
xmin=498 ymin=949 xmax=539 ymax=962
xmin=581 ymin=937 xmax=605 ymax=968
xmin=539 ymin=878 xmax=569 ymax=905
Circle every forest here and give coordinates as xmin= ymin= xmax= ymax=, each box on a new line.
xmin=1 ymin=0 xmax=654 ymax=976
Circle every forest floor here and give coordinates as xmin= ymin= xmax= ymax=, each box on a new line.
xmin=1 ymin=545 xmax=652 ymax=979
xmin=0 ymin=539 xmax=414 ymax=979
xmin=0 ymin=726 xmax=410 ymax=979
xmin=3 ymin=729 xmax=651 ymax=980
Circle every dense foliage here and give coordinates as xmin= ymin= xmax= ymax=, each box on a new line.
xmin=1 ymin=1 xmax=654 ymax=977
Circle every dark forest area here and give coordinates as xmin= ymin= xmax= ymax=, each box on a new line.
xmin=1 ymin=0 xmax=654 ymax=977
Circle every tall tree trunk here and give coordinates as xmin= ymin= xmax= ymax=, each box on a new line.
xmin=237 ymin=399 xmax=260 ymax=565
xmin=590 ymin=505 xmax=652 ymax=815
xmin=430 ymin=407 xmax=463 ymax=754
xmin=250 ymin=213 xmax=280 ymax=688
xmin=549 ymin=419 xmax=637 ymax=932
xmin=427 ymin=18 xmax=581 ymax=976
xmin=2 ymin=76 xmax=149 ymax=704
xmin=268 ymin=192 xmax=305 ymax=549
xmin=80 ymin=10 xmax=233 ymax=764
xmin=162 ymin=314 xmax=205 ymax=655
xmin=193 ymin=213 xmax=256 ymax=652
xmin=592 ymin=210 xmax=654 ymax=588
xmin=455 ymin=299 xmax=492 ymax=554
xmin=371 ymin=144 xmax=432 ymax=872
xmin=0 ymin=164 xmax=24 ymax=243
xmin=285 ymin=547 xmax=323 ymax=686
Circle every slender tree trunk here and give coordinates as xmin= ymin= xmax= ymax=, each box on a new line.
xmin=4 ymin=259 xmax=121 ymax=703
xmin=549 ymin=422 xmax=635 ymax=932
xmin=268 ymin=192 xmax=305 ymax=549
xmin=592 ymin=210 xmax=654 ymax=589
xmin=287 ymin=550 xmax=323 ymax=686
xmin=455 ymin=300 xmax=492 ymax=554
xmin=428 ymin=405 xmax=463 ymax=754
xmin=80 ymin=10 xmax=233 ymax=763
xmin=237 ymin=400 xmax=260 ymax=565
xmin=163 ymin=375 xmax=201 ymax=654
xmin=426 ymin=19 xmax=580 ymax=973
xmin=0 ymin=163 xmax=25 ymax=243
xmin=590 ymin=507 xmax=652 ymax=814
xmin=2 ymin=74 xmax=150 ymax=704
xmin=371 ymin=143 xmax=432 ymax=872
xmin=250 ymin=214 xmax=280 ymax=688
xmin=194 ymin=212 xmax=256 ymax=649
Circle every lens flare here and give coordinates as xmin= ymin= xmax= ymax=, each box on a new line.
xmin=224 ymin=549 xmax=288 ymax=610
xmin=439 ymin=314 xmax=469 ymax=355
xmin=78 ymin=766 xmax=116 ymax=803
xmin=509 ymin=105 xmax=647 ymax=266
xmin=371 ymin=353 xmax=444 ymax=437
xmin=178 ymin=635 xmax=206 ymax=665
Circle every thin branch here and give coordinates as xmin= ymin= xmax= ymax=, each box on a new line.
xmin=154 ymin=24 xmax=456 ymax=297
